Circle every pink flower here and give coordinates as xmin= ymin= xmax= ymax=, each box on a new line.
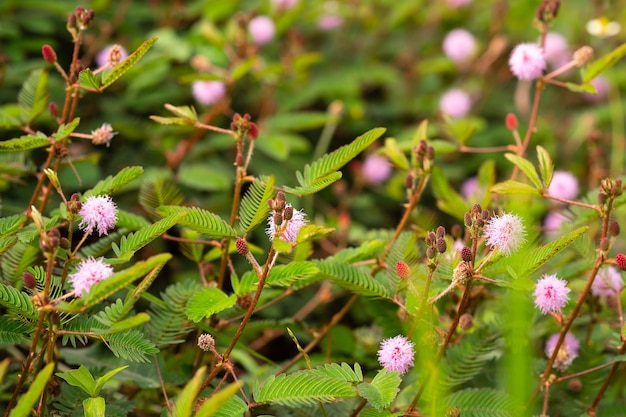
xmin=70 ymin=257 xmax=114 ymax=297
xmin=192 ymin=80 xmax=226 ymax=105
xmin=584 ymin=76 xmax=609 ymax=102
xmin=96 ymin=44 xmax=128 ymax=68
xmin=543 ymin=211 xmax=567 ymax=236
xmin=362 ymin=154 xmax=392 ymax=184
xmin=509 ymin=43 xmax=546 ymax=80
xmin=79 ymin=195 xmax=118 ymax=236
xmin=91 ymin=123 xmax=117 ymax=147
xmin=591 ymin=266 xmax=624 ymax=299
xmin=542 ymin=32 xmax=569 ymax=66
xmin=446 ymin=0 xmax=472 ymax=7
xmin=266 ymin=204 xmax=308 ymax=243
xmin=377 ymin=335 xmax=415 ymax=374
xmin=443 ymin=29 xmax=477 ymax=64
xmin=548 ymin=171 xmax=579 ymax=201
xmin=440 ymin=89 xmax=472 ymax=119
xmin=317 ymin=2 xmax=343 ymax=30
xmin=272 ymin=0 xmax=299 ymax=10
xmin=248 ymin=16 xmax=276 ymax=46
xmin=461 ymin=176 xmax=479 ymax=199
xmin=483 ymin=212 xmax=526 ymax=256
xmin=545 ymin=332 xmax=580 ymax=371
xmin=534 ymin=274 xmax=570 ymax=314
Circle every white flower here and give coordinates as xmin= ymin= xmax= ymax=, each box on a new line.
xmin=266 ymin=204 xmax=308 ymax=243
xmin=483 ymin=212 xmax=526 ymax=256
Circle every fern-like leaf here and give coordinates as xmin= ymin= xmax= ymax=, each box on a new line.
xmin=309 ymin=363 xmax=363 ymax=383
xmin=253 ymin=371 xmax=356 ymax=407
xmin=440 ymin=332 xmax=500 ymax=390
xmin=314 ymin=259 xmax=389 ymax=298
xmin=79 ymin=230 xmax=126 ymax=259
xmin=112 ymin=215 xmax=183 ymax=261
xmin=357 ymin=369 xmax=400 ymax=411
xmin=17 ymin=69 xmax=48 ymax=124
xmin=283 ymin=172 xmax=342 ymax=196
xmin=0 ymin=316 xmax=34 ymax=344
xmin=0 ymin=133 xmax=50 ymax=152
xmin=157 ymin=206 xmax=236 ymax=238
xmin=147 ymin=281 xmax=200 ymax=347
xmin=52 ymin=117 xmax=81 ymax=141
xmin=139 ymin=177 xmax=184 ymax=218
xmin=0 ymin=214 xmax=28 ymax=238
xmin=0 ymin=283 xmax=38 ymax=320
xmin=83 ymin=166 xmax=144 ymax=198
xmin=105 ymin=329 xmax=159 ymax=363
xmin=1 ymin=242 xmax=39 ymax=286
xmin=60 ymin=315 xmax=103 ymax=347
xmin=211 ymin=395 xmax=248 ymax=417
xmin=101 ymin=37 xmax=158 ymax=89
xmin=186 ymin=287 xmax=236 ymax=323
xmin=300 ymin=127 xmax=385 ymax=186
xmin=238 ymin=175 xmax=275 ymax=234
xmin=444 ymin=388 xmax=516 ymax=417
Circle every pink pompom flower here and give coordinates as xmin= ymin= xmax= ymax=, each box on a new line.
xmin=248 ymin=16 xmax=276 ymax=46
xmin=266 ymin=204 xmax=308 ymax=243
xmin=534 ymin=274 xmax=571 ymax=314
xmin=377 ymin=335 xmax=415 ymax=374
xmin=543 ymin=32 xmax=569 ymax=67
xmin=483 ymin=212 xmax=526 ymax=256
xmin=440 ymin=89 xmax=472 ymax=119
xmin=443 ymin=29 xmax=477 ymax=64
xmin=79 ymin=195 xmax=118 ymax=236
xmin=69 ymin=257 xmax=114 ymax=297
xmin=548 ymin=171 xmax=579 ymax=201
xmin=362 ymin=154 xmax=392 ymax=184
xmin=545 ymin=332 xmax=580 ymax=371
xmin=96 ymin=44 xmax=128 ymax=68
xmin=271 ymin=0 xmax=299 ymax=10
xmin=509 ymin=43 xmax=546 ymax=80
xmin=192 ymin=80 xmax=226 ymax=106
xmin=91 ymin=123 xmax=117 ymax=147
xmin=591 ymin=266 xmax=624 ymax=299
xmin=543 ymin=211 xmax=567 ymax=236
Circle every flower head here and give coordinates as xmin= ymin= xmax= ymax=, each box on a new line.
xmin=534 ymin=274 xmax=571 ymax=314
xmin=443 ymin=29 xmax=477 ymax=64
xmin=79 ymin=195 xmax=118 ymax=236
xmin=483 ymin=212 xmax=526 ymax=256
xmin=192 ymin=80 xmax=226 ymax=106
xmin=96 ymin=44 xmax=128 ymax=68
xmin=439 ymin=89 xmax=472 ymax=119
xmin=461 ymin=176 xmax=478 ymax=199
xmin=317 ymin=2 xmax=343 ymax=30
xmin=266 ymin=204 xmax=308 ymax=243
xmin=91 ymin=123 xmax=117 ymax=147
xmin=377 ymin=335 xmax=415 ymax=374
xmin=362 ymin=154 xmax=392 ymax=184
xmin=548 ymin=171 xmax=579 ymax=201
xmin=545 ymin=332 xmax=580 ymax=371
xmin=509 ymin=43 xmax=546 ymax=80
xmin=543 ymin=32 xmax=569 ymax=66
xmin=248 ymin=16 xmax=276 ymax=46
xmin=69 ymin=257 xmax=114 ymax=297
xmin=591 ymin=266 xmax=624 ymax=299
xmin=544 ymin=211 xmax=567 ymax=237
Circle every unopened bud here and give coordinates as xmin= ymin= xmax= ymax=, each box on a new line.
xmin=573 ymin=46 xmax=593 ymax=67
xmin=426 ymin=146 xmax=435 ymax=161
xmin=616 ymin=254 xmax=626 ymax=271
xmin=505 ymin=113 xmax=518 ymax=130
xmin=481 ymin=209 xmax=490 ymax=220
xmin=436 ymin=226 xmax=445 ymax=238
xmin=472 ymin=203 xmax=482 ymax=215
xmin=237 ymin=293 xmax=252 ymax=310
xmin=23 ymin=272 xmax=37 ymax=289
xmin=276 ymin=191 xmax=285 ymax=202
xmin=610 ymin=220 xmax=620 ymax=237
xmin=461 ymin=246 xmax=473 ymax=262
xmin=60 ymin=237 xmax=70 ymax=250
xmin=396 ymin=261 xmax=410 ymax=279
xmin=459 ymin=313 xmax=473 ymax=330
xmin=197 ymin=333 xmax=215 ymax=352
xmin=404 ymin=172 xmax=414 ymax=189
xmin=567 ymin=378 xmax=582 ymax=393
xmin=106 ymin=44 xmax=124 ymax=67
xmin=67 ymin=193 xmax=82 ymax=214
xmin=464 ymin=212 xmax=472 ymax=227
xmin=451 ymin=224 xmax=462 ymax=238
xmin=48 ymin=102 xmax=59 ymax=119
xmin=235 ymin=238 xmax=249 ymax=256
xmin=42 ymin=45 xmax=57 ymax=63
xmin=426 ymin=231 xmax=436 ymax=246
xmin=273 ymin=212 xmax=283 ymax=226
xmin=436 ymin=238 xmax=447 ymax=253
xmin=283 ymin=205 xmax=293 ymax=220
xmin=426 ymin=246 xmax=436 ymax=259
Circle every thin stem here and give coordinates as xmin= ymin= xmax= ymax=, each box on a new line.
xmin=542 ymin=193 xmax=602 ymax=213
xmin=512 ymin=78 xmax=545 ymax=180
xmin=588 ymin=338 xmax=626 ymax=414
xmin=459 ymin=144 xmax=517 ymax=153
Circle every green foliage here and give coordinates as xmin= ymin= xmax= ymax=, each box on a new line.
xmin=314 ymin=259 xmax=390 ymax=298
xmin=357 ymin=369 xmax=401 ymax=411
xmin=56 ymin=365 xmax=128 ymax=397
xmin=83 ymin=166 xmax=144 ymax=198
xmin=8 ymin=363 xmax=55 ymax=417
xmin=444 ymin=388 xmax=517 ymax=417
xmin=17 ymin=69 xmax=48 ymax=125
xmin=0 ymin=132 xmax=50 ymax=152
xmin=0 ymin=316 xmax=33 ymax=345
xmin=238 ymin=175 xmax=275 ymax=234
xmin=157 ymin=206 xmax=237 ymax=238
xmin=112 ymin=215 xmax=182 ymax=261
xmin=439 ymin=332 xmax=500 ymax=390
xmin=106 ymin=330 xmax=159 ymax=363
xmin=236 ymin=262 xmax=319 ymax=295
xmin=139 ymin=177 xmax=184 ymax=218
xmin=101 ymin=37 xmax=159 ymax=89
xmin=431 ymin=166 xmax=468 ymax=220
xmin=195 ymin=382 xmax=243 ymax=417
xmin=171 ymin=366 xmax=206 ymax=417
xmin=582 ymin=42 xmax=626 ymax=83
xmin=185 ymin=287 xmax=237 ymax=323
xmin=211 ymin=396 xmax=248 ymax=417
xmin=53 ymin=117 xmax=81 ymax=141
xmin=504 ymin=154 xmax=542 ymax=189
xmin=0 ymin=214 xmax=27 ymax=238
xmin=0 ymin=282 xmax=38 ymax=320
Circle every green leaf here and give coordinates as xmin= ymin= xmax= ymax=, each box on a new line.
xmin=490 ymin=180 xmax=540 ymax=195
xmin=431 ymin=166 xmax=467 ymax=220
xmin=0 ymin=316 xmax=33 ymax=345
xmin=238 ymin=175 xmax=275 ymax=234
xmin=266 ymin=262 xmax=320 ymax=287
xmin=358 ymin=369 xmax=401 ymax=411
xmin=83 ymin=397 xmax=105 ymax=417
xmin=157 ymin=206 xmax=236 ymax=238
xmin=106 ymin=329 xmax=159 ymax=363
xmin=0 ymin=283 xmax=38 ymax=320
xmin=52 ymin=117 xmax=81 ymax=141
xmin=444 ymin=388 xmax=516 ymax=417
xmin=212 ymin=396 xmax=248 ymax=417
xmin=504 ymin=154 xmax=542 ymax=189
xmin=83 ymin=166 xmax=144 ymax=198
xmin=0 ymin=133 xmax=49 ymax=152
xmin=56 ymin=365 xmax=97 ymax=397
xmin=172 ymin=366 xmax=206 ymax=417
xmin=536 ymin=145 xmax=553 ymax=189
xmin=477 ymin=159 xmax=496 ymax=209
xmin=582 ymin=42 xmax=626 ymax=83
xmin=0 ymin=105 xmax=22 ymax=129
xmin=263 ymin=112 xmax=331 ymax=131
xmin=186 ymin=287 xmax=236 ymax=322
xmin=196 ymin=382 xmax=243 ymax=417
xmin=565 ymin=82 xmax=597 ymax=94
xmin=9 ymin=362 xmax=55 ymax=417
xmin=94 ymin=313 xmax=150 ymax=335
xmin=231 ymin=57 xmax=257 ymax=81
xmin=93 ymin=366 xmax=128 ymax=396
xmin=113 ymin=215 xmax=183 ymax=261
xmin=299 ymin=128 xmax=385 ymax=186
xmin=150 ymin=103 xmax=198 ymax=126
xmin=102 ymin=36 xmax=158 ymax=89
xmin=178 ymin=163 xmax=230 ymax=191
xmin=309 ymin=363 xmax=363 ymax=383
xmin=0 ymin=214 xmax=28 ymax=238
xmin=139 ymin=177 xmax=183 ymax=218
xmin=283 ymin=171 xmax=343 ymax=196
xmin=382 ymin=138 xmax=409 ymax=171
xmin=314 ymin=259 xmax=389 ymax=298
xmin=17 ymin=69 xmax=48 ymax=125
xmin=253 ymin=370 xmax=356 ymax=407
xmin=79 ymin=68 xmax=101 ymax=91
xmin=81 ymin=253 xmax=172 ymax=308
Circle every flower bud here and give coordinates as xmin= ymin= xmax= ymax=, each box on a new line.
xmin=283 ymin=205 xmax=294 ymax=221
xmin=573 ymin=46 xmax=593 ymax=67
xmin=459 ymin=313 xmax=473 ymax=330
xmin=567 ymin=378 xmax=582 ymax=393
xmin=461 ymin=246 xmax=473 ymax=262
xmin=67 ymin=193 xmax=82 ymax=215
xmin=404 ymin=172 xmax=414 ymax=190
xmin=616 ymin=254 xmax=626 ymax=271
xmin=464 ymin=213 xmax=472 ymax=227
xmin=48 ymin=102 xmax=59 ymax=119
xmin=451 ymin=224 xmax=462 ymax=238
xmin=426 ymin=246 xmax=436 ymax=259
xmin=235 ymin=238 xmax=249 ymax=256
xmin=23 ymin=271 xmax=37 ymax=290
xmin=610 ymin=220 xmax=620 ymax=237
xmin=436 ymin=226 xmax=445 ymax=239
xmin=197 ymin=333 xmax=215 ymax=352
xmin=505 ymin=113 xmax=518 ymax=130
xmin=396 ymin=261 xmax=410 ymax=279
xmin=273 ymin=212 xmax=283 ymax=227
xmin=42 ymin=45 xmax=57 ymax=63
xmin=436 ymin=238 xmax=447 ymax=254
xmin=60 ymin=237 xmax=70 ymax=250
